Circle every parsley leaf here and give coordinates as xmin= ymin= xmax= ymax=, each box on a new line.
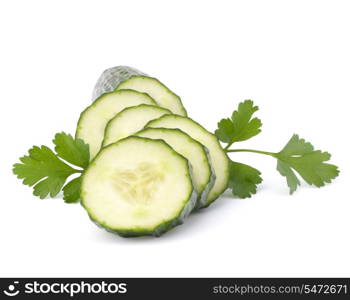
xmin=54 ymin=132 xmax=89 ymax=168
xmin=13 ymin=146 xmax=78 ymax=199
xmin=63 ymin=176 xmax=82 ymax=203
xmin=276 ymin=160 xmax=300 ymax=194
xmin=275 ymin=134 xmax=339 ymax=194
xmin=228 ymin=160 xmax=262 ymax=198
xmin=13 ymin=132 xmax=89 ymax=201
xmin=215 ymin=118 xmax=235 ymax=143
xmin=215 ymin=100 xmax=262 ymax=144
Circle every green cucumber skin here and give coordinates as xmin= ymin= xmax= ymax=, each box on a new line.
xmin=92 ymin=66 xmax=146 ymax=100
xmin=80 ymin=137 xmax=198 ymax=238
xmin=145 ymin=115 xmax=230 ymax=207
xmin=195 ymin=146 xmax=216 ymax=209
xmin=116 ymin=76 xmax=187 ymax=116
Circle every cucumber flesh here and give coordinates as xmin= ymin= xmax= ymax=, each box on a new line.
xmin=135 ymin=128 xmax=215 ymax=208
xmin=81 ymin=136 xmax=197 ymax=237
xmin=92 ymin=66 xmax=146 ymax=101
xmin=76 ymin=90 xmax=156 ymax=159
xmin=146 ymin=115 xmax=229 ymax=206
xmin=102 ymin=104 xmax=171 ymax=147
xmin=116 ymin=76 xmax=187 ymax=116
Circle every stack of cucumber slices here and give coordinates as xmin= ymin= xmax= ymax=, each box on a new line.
xmin=77 ymin=66 xmax=229 ymax=237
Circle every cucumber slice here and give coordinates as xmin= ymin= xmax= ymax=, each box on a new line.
xmin=116 ymin=76 xmax=187 ymax=116
xmin=81 ymin=136 xmax=197 ymax=237
xmin=76 ymin=89 xmax=156 ymax=159
xmin=135 ymin=128 xmax=215 ymax=208
xmin=146 ymin=115 xmax=229 ymax=206
xmin=102 ymin=104 xmax=171 ymax=147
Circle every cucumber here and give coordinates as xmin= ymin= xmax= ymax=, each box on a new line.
xmin=102 ymin=104 xmax=171 ymax=147
xmin=76 ymin=89 xmax=156 ymax=159
xmin=146 ymin=115 xmax=229 ymax=206
xmin=92 ymin=66 xmax=187 ymax=116
xmin=92 ymin=66 xmax=146 ymax=100
xmin=116 ymin=76 xmax=187 ymax=116
xmin=81 ymin=136 xmax=197 ymax=237
xmin=134 ymin=128 xmax=215 ymax=208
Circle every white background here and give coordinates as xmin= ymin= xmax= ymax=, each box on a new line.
xmin=0 ymin=0 xmax=349 ymax=277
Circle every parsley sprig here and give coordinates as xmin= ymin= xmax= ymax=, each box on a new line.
xmin=216 ymin=100 xmax=339 ymax=198
xmin=13 ymin=133 xmax=89 ymax=203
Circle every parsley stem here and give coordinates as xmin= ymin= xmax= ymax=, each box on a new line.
xmin=224 ymin=142 xmax=234 ymax=151
xmin=226 ymin=149 xmax=276 ymax=157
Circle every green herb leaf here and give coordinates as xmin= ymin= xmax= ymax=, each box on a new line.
xmin=275 ymin=134 xmax=339 ymax=194
xmin=13 ymin=145 xmax=78 ymax=199
xmin=228 ymin=160 xmax=262 ymax=198
xmin=63 ymin=176 xmax=82 ymax=203
xmin=215 ymin=100 xmax=262 ymax=144
xmin=276 ymin=160 xmax=300 ymax=194
xmin=53 ymin=132 xmax=89 ymax=168
xmin=215 ymin=119 xmax=235 ymax=143
xmin=13 ymin=132 xmax=88 ymax=200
